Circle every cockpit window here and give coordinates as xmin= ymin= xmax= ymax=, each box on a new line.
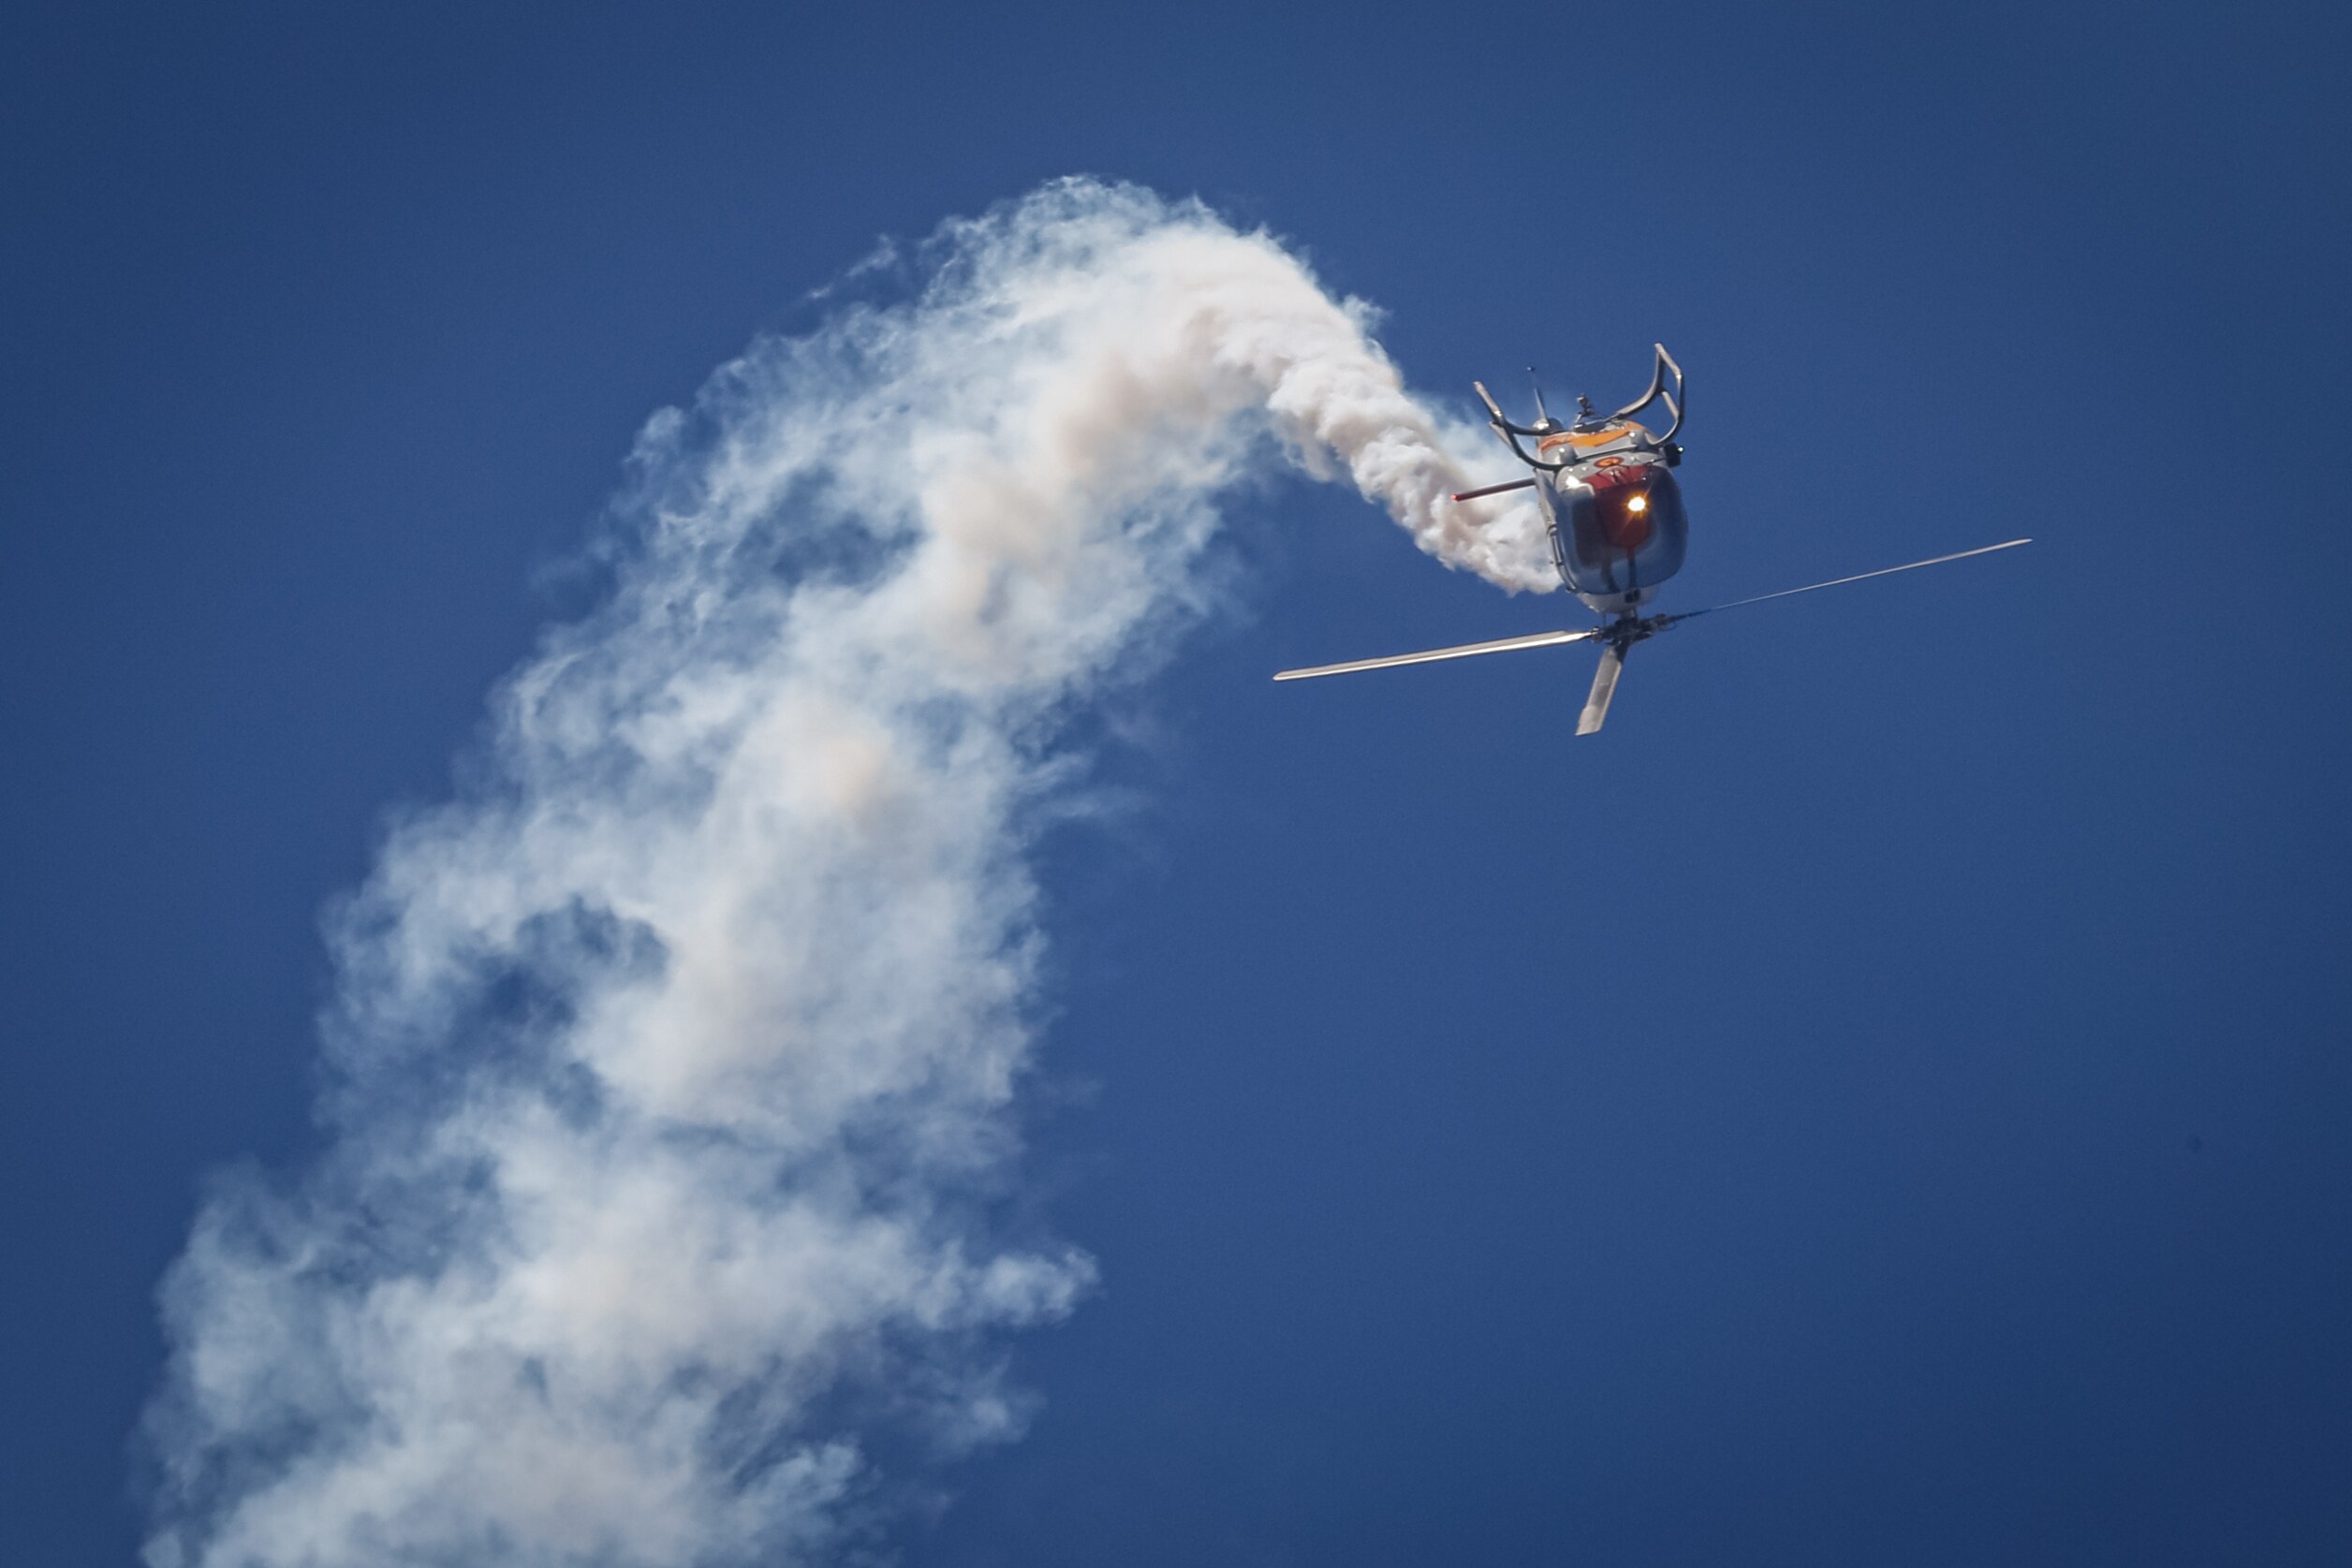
xmin=1546 ymin=464 xmax=1689 ymax=598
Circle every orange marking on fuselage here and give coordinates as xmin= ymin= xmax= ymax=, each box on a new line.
xmin=1536 ymin=422 xmax=1650 ymax=456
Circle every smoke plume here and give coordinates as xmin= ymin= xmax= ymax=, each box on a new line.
xmin=142 ymin=178 xmax=1549 ymax=1567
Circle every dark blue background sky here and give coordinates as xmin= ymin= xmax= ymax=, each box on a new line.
xmin=5 ymin=3 xmax=2347 ymax=1562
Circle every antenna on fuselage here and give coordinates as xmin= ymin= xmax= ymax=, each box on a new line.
xmin=1528 ymin=368 xmax=1555 ymax=430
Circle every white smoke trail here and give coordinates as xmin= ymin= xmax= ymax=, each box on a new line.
xmin=141 ymin=178 xmax=1551 ymax=1568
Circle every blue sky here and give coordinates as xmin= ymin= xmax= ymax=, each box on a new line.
xmin=4 ymin=3 xmax=2348 ymax=1563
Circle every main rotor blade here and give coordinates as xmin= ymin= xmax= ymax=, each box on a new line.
xmin=1676 ymin=538 xmax=2031 ymax=622
xmin=1576 ymin=644 xmax=1625 ymax=736
xmin=1273 ymin=627 xmax=1599 ymax=682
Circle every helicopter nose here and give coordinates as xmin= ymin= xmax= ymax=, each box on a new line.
xmin=1595 ymin=482 xmax=1656 ymax=552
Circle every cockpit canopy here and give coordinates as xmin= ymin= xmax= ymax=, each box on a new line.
xmin=1541 ymin=454 xmax=1688 ymax=606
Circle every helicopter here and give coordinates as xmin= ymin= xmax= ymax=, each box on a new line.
xmin=1274 ymin=344 xmax=2028 ymax=734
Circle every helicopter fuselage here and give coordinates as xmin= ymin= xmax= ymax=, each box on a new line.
xmin=1534 ymin=419 xmax=1689 ymax=616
